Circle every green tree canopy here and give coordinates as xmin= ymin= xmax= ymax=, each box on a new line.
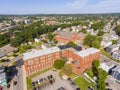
xmin=67 ymin=42 xmax=77 ymax=47
xmin=80 ymin=28 xmax=87 ymax=34
xmin=53 ymin=59 xmax=65 ymax=70
xmin=62 ymin=64 xmax=73 ymax=76
xmin=91 ymin=21 xmax=105 ymax=31
xmin=115 ymin=25 xmax=120 ymax=36
xmin=84 ymin=34 xmax=102 ymax=48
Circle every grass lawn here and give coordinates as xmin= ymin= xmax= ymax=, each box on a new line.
xmin=26 ymin=67 xmax=53 ymax=90
xmin=74 ymin=75 xmax=96 ymax=90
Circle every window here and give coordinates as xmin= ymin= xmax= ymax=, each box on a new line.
xmin=40 ymin=56 xmax=45 ymax=60
xmin=28 ymin=60 xmax=33 ymax=66
xmin=34 ymin=58 xmax=39 ymax=64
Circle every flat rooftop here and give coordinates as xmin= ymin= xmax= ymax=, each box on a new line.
xmin=58 ymin=44 xmax=71 ymax=50
xmin=76 ymin=48 xmax=100 ymax=57
xmin=23 ymin=47 xmax=61 ymax=60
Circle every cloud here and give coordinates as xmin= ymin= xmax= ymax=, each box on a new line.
xmin=67 ymin=0 xmax=120 ymax=13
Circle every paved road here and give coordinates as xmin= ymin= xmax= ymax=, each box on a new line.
xmin=0 ymin=54 xmax=23 ymax=66
xmin=106 ymin=76 xmax=120 ymax=90
xmin=100 ymin=54 xmax=120 ymax=90
xmin=13 ymin=66 xmax=24 ymax=90
xmin=100 ymin=54 xmax=120 ymax=66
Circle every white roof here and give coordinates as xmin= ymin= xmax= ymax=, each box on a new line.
xmin=23 ymin=47 xmax=60 ymax=60
xmin=76 ymin=48 xmax=100 ymax=57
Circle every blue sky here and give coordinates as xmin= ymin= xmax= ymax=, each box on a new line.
xmin=0 ymin=0 xmax=120 ymax=14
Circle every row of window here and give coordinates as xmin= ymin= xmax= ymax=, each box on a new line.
xmin=26 ymin=55 xmax=60 ymax=66
xmin=27 ymin=65 xmax=52 ymax=75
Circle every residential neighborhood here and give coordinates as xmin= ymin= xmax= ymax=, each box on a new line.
xmin=0 ymin=1 xmax=120 ymax=90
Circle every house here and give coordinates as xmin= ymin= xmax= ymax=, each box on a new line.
xmin=105 ymin=45 xmax=119 ymax=53
xmin=34 ymin=38 xmax=41 ymax=43
xmin=112 ymin=50 xmax=120 ymax=60
xmin=110 ymin=31 xmax=119 ymax=40
xmin=0 ymin=44 xmax=17 ymax=58
xmin=101 ymin=40 xmax=112 ymax=48
xmin=103 ymin=23 xmax=111 ymax=32
xmin=103 ymin=32 xmax=119 ymax=41
xmin=100 ymin=61 xmax=116 ymax=72
xmin=24 ymin=19 xmax=32 ymax=24
xmin=110 ymin=66 xmax=120 ymax=82
xmin=0 ymin=67 xmax=7 ymax=86
xmin=24 ymin=45 xmax=100 ymax=76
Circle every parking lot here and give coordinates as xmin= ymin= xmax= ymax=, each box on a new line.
xmin=32 ymin=70 xmax=79 ymax=90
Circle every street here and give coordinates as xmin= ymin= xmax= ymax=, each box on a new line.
xmin=106 ymin=76 xmax=120 ymax=90
xmin=13 ymin=66 xmax=24 ymax=90
xmin=100 ymin=54 xmax=120 ymax=90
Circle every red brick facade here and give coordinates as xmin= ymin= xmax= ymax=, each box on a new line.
xmin=63 ymin=49 xmax=100 ymax=75
xmin=24 ymin=47 xmax=100 ymax=76
xmin=24 ymin=51 xmax=62 ymax=76
xmin=55 ymin=32 xmax=85 ymax=43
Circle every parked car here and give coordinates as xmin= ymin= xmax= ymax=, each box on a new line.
xmin=32 ymin=82 xmax=35 ymax=86
xmin=48 ymin=76 xmax=51 ymax=79
xmin=76 ymin=87 xmax=80 ymax=90
xmin=50 ymin=75 xmax=53 ymax=78
xmin=13 ymin=81 xmax=17 ymax=85
xmin=35 ymin=81 xmax=38 ymax=85
xmin=49 ymin=80 xmax=53 ymax=84
xmin=60 ymin=87 xmax=65 ymax=90
xmin=33 ymin=87 xmax=36 ymax=90
xmin=37 ymin=80 xmax=40 ymax=84
xmin=7 ymin=84 xmax=10 ymax=88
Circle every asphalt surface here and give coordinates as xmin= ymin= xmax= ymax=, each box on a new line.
xmin=100 ymin=54 xmax=120 ymax=90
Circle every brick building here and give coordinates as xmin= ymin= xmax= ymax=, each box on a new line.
xmin=55 ymin=31 xmax=86 ymax=43
xmin=24 ymin=45 xmax=100 ymax=76
xmin=24 ymin=47 xmax=61 ymax=76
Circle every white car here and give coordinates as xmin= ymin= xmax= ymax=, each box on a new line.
xmin=37 ymin=80 xmax=40 ymax=84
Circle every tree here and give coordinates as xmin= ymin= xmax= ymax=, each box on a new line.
xmin=67 ymin=42 xmax=77 ymax=47
xmin=84 ymin=34 xmax=102 ymax=48
xmin=97 ymin=30 xmax=104 ymax=36
xmin=97 ymin=68 xmax=108 ymax=90
xmin=80 ymin=28 xmax=87 ymax=34
xmin=92 ymin=60 xmax=107 ymax=90
xmin=112 ymin=40 xmax=118 ymax=45
xmin=92 ymin=60 xmax=100 ymax=76
xmin=91 ymin=21 xmax=105 ymax=31
xmin=62 ymin=64 xmax=73 ymax=76
xmin=53 ymin=59 xmax=65 ymax=70
xmin=115 ymin=25 xmax=120 ymax=36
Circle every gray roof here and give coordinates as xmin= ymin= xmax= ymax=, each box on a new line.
xmin=107 ymin=44 xmax=119 ymax=49
xmin=0 ymin=44 xmax=16 ymax=58
xmin=59 ymin=31 xmax=72 ymax=38
xmin=76 ymin=48 xmax=100 ymax=57
xmin=113 ymin=50 xmax=120 ymax=55
xmin=23 ymin=46 xmax=61 ymax=60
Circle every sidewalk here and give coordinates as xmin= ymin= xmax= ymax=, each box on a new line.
xmin=84 ymin=73 xmax=96 ymax=84
xmin=22 ymin=65 xmax=27 ymax=90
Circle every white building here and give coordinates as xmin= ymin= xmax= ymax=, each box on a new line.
xmin=112 ymin=50 xmax=120 ymax=60
xmin=100 ymin=61 xmax=116 ymax=72
xmin=34 ymin=38 xmax=41 ymax=42
xmin=101 ymin=40 xmax=112 ymax=48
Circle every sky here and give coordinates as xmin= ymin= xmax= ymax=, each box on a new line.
xmin=0 ymin=0 xmax=120 ymax=14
